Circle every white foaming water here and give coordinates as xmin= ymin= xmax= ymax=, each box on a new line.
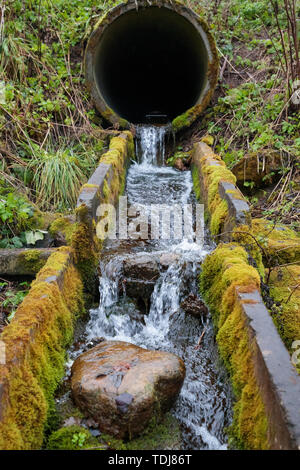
xmin=135 ymin=124 xmax=167 ymax=166
xmin=84 ymin=126 xmax=232 ymax=450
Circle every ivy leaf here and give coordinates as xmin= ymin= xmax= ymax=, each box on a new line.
xmin=11 ymin=237 xmax=23 ymax=248
xmin=25 ymin=230 xmax=46 ymax=246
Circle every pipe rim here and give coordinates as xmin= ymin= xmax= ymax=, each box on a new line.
xmin=85 ymin=0 xmax=219 ymax=132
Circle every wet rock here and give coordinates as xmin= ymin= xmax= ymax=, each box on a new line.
xmin=127 ymin=308 xmax=145 ymax=325
xmin=125 ymin=280 xmax=155 ymax=307
xmin=180 ymin=294 xmax=208 ymax=319
xmin=122 ymin=254 xmax=160 ymax=306
xmin=123 ymin=254 xmax=159 ymax=281
xmin=63 ymin=416 xmax=82 ymax=428
xmin=73 ymin=337 xmax=105 ymax=354
xmin=71 ymin=340 xmax=185 ymax=439
xmin=159 ymin=253 xmax=180 ymax=270
xmin=174 ymin=158 xmax=185 ymax=171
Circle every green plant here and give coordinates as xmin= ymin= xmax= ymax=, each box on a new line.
xmin=47 ymin=425 xmax=100 ymax=450
xmin=71 ymin=432 xmax=87 ymax=448
xmin=24 ymin=142 xmax=88 ymax=211
xmin=0 ymin=192 xmax=38 ymax=248
xmin=0 ymin=281 xmax=30 ymax=323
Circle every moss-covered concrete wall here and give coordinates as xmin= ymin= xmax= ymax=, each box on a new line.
xmin=0 ymin=131 xmax=134 ymax=450
xmin=0 ymin=247 xmax=84 ymax=450
xmin=0 ymin=248 xmax=56 ymax=277
xmin=192 ymin=140 xmax=251 ymax=237
xmin=200 ymin=244 xmax=300 ymax=449
xmin=193 ymin=139 xmax=300 ymax=449
xmin=72 ymin=131 xmax=134 ymax=289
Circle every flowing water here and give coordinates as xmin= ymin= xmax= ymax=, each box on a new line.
xmin=73 ymin=125 xmax=232 ymax=450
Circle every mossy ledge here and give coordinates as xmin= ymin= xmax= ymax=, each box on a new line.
xmin=199 ymin=243 xmax=267 ymax=449
xmin=0 ymin=247 xmax=85 ymax=450
xmin=73 ymin=131 xmax=134 ymax=294
xmin=191 ymin=140 xmax=251 ymax=237
xmin=200 ymin=243 xmax=300 ymax=449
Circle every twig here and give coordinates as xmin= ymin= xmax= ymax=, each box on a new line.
xmin=194 ymin=326 xmax=207 ymax=350
xmin=285 ymin=283 xmax=300 ymax=303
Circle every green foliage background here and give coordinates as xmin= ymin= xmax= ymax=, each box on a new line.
xmin=0 ymin=0 xmax=299 ymax=236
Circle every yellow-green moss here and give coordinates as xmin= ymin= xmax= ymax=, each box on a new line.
xmin=72 ymin=206 xmax=100 ymax=290
xmin=101 ymin=107 xmax=130 ymax=129
xmin=192 ymin=165 xmax=202 ymax=201
xmin=232 ymin=225 xmax=265 ymax=279
xmin=81 ymin=183 xmax=99 ymax=190
xmin=47 ymin=425 xmax=101 ymax=450
xmin=225 ymin=189 xmax=244 ymax=200
xmin=192 ymin=146 xmax=237 ymax=235
xmin=172 ymin=110 xmax=192 ymax=131
xmin=268 ymin=266 xmax=300 ymax=363
xmin=210 ymin=198 xmax=228 ymax=235
xmin=200 ymin=243 xmax=260 ymax=328
xmin=17 ymin=249 xmax=47 ymax=273
xmin=218 ymin=302 xmax=269 ymax=449
xmin=201 ymin=135 xmax=214 ymax=146
xmin=251 ymin=219 xmax=300 ymax=265
xmin=0 ymin=247 xmax=84 ymax=450
xmin=199 ymin=244 xmax=268 ymax=449
xmin=49 ymin=216 xmax=77 ymax=246
xmin=100 ymin=413 xmax=181 ymax=451
xmin=203 ymin=163 xmax=236 ymax=208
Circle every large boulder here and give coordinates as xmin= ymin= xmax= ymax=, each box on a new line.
xmin=71 ymin=340 xmax=185 ymax=439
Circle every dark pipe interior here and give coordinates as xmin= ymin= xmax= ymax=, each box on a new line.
xmin=95 ymin=7 xmax=208 ymax=124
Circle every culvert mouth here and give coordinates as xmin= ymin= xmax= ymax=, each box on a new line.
xmin=85 ymin=1 xmax=218 ymax=131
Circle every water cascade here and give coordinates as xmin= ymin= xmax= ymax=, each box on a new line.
xmin=69 ymin=125 xmax=232 ymax=450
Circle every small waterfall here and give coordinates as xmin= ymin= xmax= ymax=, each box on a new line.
xmin=135 ymin=125 xmax=168 ymax=165
xmin=80 ymin=125 xmax=232 ymax=450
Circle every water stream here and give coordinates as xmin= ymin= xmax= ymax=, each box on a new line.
xmin=70 ymin=125 xmax=232 ymax=450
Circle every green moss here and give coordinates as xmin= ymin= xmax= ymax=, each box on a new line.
xmin=201 ymin=135 xmax=214 ymax=146
xmin=18 ymin=249 xmax=46 ymax=273
xmin=199 ymin=243 xmax=268 ymax=449
xmin=192 ymin=145 xmax=237 ymax=235
xmin=217 ymin=302 xmax=268 ymax=449
xmin=192 ymin=165 xmax=203 ymax=201
xmin=200 ymin=243 xmax=260 ymax=328
xmin=210 ymin=198 xmax=228 ymax=235
xmin=101 ymin=413 xmax=181 ymax=451
xmin=172 ymin=110 xmax=191 ymax=131
xmin=49 ymin=217 xmax=77 ymax=246
xmin=268 ymin=266 xmax=300 ymax=364
xmin=47 ymin=425 xmax=102 ymax=450
xmin=101 ymin=107 xmax=130 ymax=130
xmin=192 ymin=165 xmax=202 ymax=201
xmin=251 ymin=219 xmax=300 ymax=265
xmin=225 ymin=189 xmax=244 ymax=200
xmin=232 ymin=225 xmax=265 ymax=279
xmin=72 ymin=206 xmax=100 ymax=292
xmin=0 ymin=247 xmax=84 ymax=450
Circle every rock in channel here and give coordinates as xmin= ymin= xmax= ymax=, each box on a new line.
xmin=71 ymin=340 xmax=185 ymax=439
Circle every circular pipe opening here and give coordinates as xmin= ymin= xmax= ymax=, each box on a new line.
xmin=85 ymin=1 xmax=218 ymax=130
